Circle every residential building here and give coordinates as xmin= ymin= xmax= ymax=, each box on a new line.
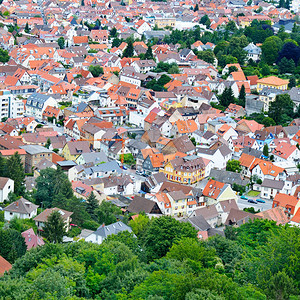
xmin=20 ymin=144 xmax=53 ymax=173
xmin=257 ymin=76 xmax=289 ymax=92
xmin=85 ymin=222 xmax=133 ymax=245
xmin=34 ymin=207 xmax=73 ymax=232
xmin=25 ymin=93 xmax=58 ymax=120
xmin=161 ymin=155 xmax=211 ymax=185
xmin=21 ymin=228 xmax=45 ymax=250
xmin=202 ymin=179 xmax=238 ymax=206
xmin=4 ymin=198 xmax=38 ymax=221
xmin=0 ymin=177 xmax=14 ymax=203
xmin=272 ymin=193 xmax=300 ymax=219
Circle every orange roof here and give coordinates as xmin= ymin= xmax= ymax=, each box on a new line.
xmin=140 ymin=148 xmax=159 ymax=159
xmin=144 ymin=111 xmax=157 ymax=124
xmin=202 ymin=179 xmax=225 ymax=199
xmin=73 ymin=36 xmax=88 ymax=44
xmin=0 ymin=149 xmax=26 ymax=156
xmin=148 ymin=153 xmax=164 ymax=168
xmin=237 ymin=119 xmax=263 ymax=133
xmin=274 ymin=193 xmax=299 ymax=208
xmin=176 ymin=119 xmax=198 ymax=134
xmin=0 ymin=255 xmax=12 ymax=276
xmin=291 ymin=208 xmax=300 ymax=224
xmin=257 ymin=76 xmax=289 ymax=86
xmin=231 ymin=71 xmax=246 ymax=81
xmin=164 ymin=152 xmax=186 ymax=163
xmin=273 ymin=142 xmax=297 ymax=159
xmin=52 ymin=153 xmax=65 ymax=164
xmin=247 ymin=75 xmax=259 ymax=85
xmin=226 ymin=103 xmax=243 ymax=113
xmin=239 ymin=153 xmax=256 ymax=168
xmin=251 ymin=159 xmax=284 ymax=177
xmin=217 ymin=124 xmax=233 ymax=136
xmin=155 ymin=192 xmax=171 ymax=209
xmin=256 ymin=206 xmax=289 ymax=225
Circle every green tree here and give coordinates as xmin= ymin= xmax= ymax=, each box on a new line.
xmin=238 ymin=85 xmax=246 ymax=107
xmin=144 ymin=45 xmax=153 ymax=60
xmin=261 ymin=64 xmax=271 ymax=76
xmin=269 ymin=94 xmax=294 ymax=125
xmin=278 ymin=57 xmax=295 ymax=74
xmin=0 ymin=228 xmax=27 ymax=263
xmin=96 ymin=201 xmax=121 ymax=225
xmin=143 ymin=216 xmax=197 ymax=261
xmin=110 ymin=27 xmax=118 ymax=38
xmin=197 ymin=50 xmax=215 ymax=64
xmin=129 ymin=213 xmax=150 ymax=237
xmin=86 ymin=192 xmax=99 ymax=221
xmin=261 ymin=36 xmax=283 ymax=65
xmin=0 ymin=154 xmax=6 ymax=177
xmin=121 ymin=153 xmax=135 ymax=165
xmin=123 ymin=40 xmax=134 ymax=58
xmin=45 ymin=138 xmax=51 ymax=149
xmin=194 ymin=4 xmax=199 ymax=11
xmin=89 ymin=65 xmax=104 ymax=77
xmin=5 ymin=152 xmax=25 ymax=196
xmin=288 ymin=76 xmax=296 ymax=88
xmin=220 ymin=87 xmax=235 ymax=107
xmin=226 ymin=160 xmax=242 ymax=173
xmin=185 ymin=289 xmax=225 ymax=300
xmin=43 ymin=210 xmax=66 ymax=243
xmin=35 ymin=167 xmax=73 ymax=207
xmin=57 ymin=37 xmax=65 ymax=49
xmin=24 ymin=22 xmax=30 ymax=34
xmin=112 ymin=37 xmax=122 ymax=48
xmin=263 ymin=144 xmax=269 ymax=157
xmin=268 ymin=271 xmax=295 ymax=300
xmin=200 ymin=15 xmax=211 ymax=28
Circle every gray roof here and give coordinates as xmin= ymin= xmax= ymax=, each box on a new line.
xmin=4 ymin=198 xmax=38 ymax=214
xmin=87 ymin=221 xmax=132 ymax=239
xmin=194 ymin=205 xmax=219 ymax=220
xmin=209 ymin=169 xmax=249 ymax=186
xmin=225 ymin=208 xmax=261 ymax=226
xmin=241 ymin=147 xmax=262 ymax=158
xmin=77 ymin=151 xmax=108 ymax=165
xmin=127 ymin=196 xmax=162 ymax=214
xmin=261 ymin=179 xmax=284 ymax=190
xmin=283 ymin=126 xmax=299 ymax=136
xmin=288 ymin=87 xmax=300 ymax=103
xmin=26 ymin=93 xmax=53 ymax=109
xmin=20 ymin=144 xmax=53 ymax=155
xmin=84 ymin=161 xmax=122 ymax=176
xmin=184 ymin=215 xmax=211 ymax=231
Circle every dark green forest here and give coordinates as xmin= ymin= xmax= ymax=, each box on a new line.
xmin=0 ymin=217 xmax=299 ymax=300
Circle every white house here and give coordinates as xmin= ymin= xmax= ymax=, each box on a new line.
xmin=25 ymin=92 xmax=58 ymax=120
xmin=85 ymin=221 xmax=133 ymax=244
xmin=0 ymin=177 xmax=14 ymax=203
xmin=4 ymin=198 xmax=38 ymax=221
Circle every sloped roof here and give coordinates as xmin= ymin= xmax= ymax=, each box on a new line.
xmin=4 ymin=198 xmax=38 ymax=214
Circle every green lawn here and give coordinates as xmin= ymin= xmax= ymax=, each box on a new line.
xmin=246 ymin=190 xmax=260 ymax=197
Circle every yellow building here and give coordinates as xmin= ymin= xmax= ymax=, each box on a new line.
xmin=257 ymin=76 xmax=289 ymax=92
xmin=62 ymin=141 xmax=91 ymax=161
xmin=161 ymin=156 xmax=206 ymax=184
xmin=154 ymin=18 xmax=176 ymax=29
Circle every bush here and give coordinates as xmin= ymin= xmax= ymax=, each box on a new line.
xmin=82 ymin=220 xmax=100 ymax=231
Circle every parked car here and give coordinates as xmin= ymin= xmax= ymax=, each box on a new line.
xmin=241 ymin=195 xmax=248 ymax=200
xmin=248 ymin=199 xmax=257 ymax=204
xmin=56 ymin=124 xmax=61 ymax=127
xmin=122 ymin=165 xmax=127 ymax=170
xmin=136 ymin=170 xmax=143 ymax=175
xmin=256 ymin=199 xmax=266 ymax=203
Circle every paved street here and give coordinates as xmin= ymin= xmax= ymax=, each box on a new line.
xmin=237 ymin=197 xmax=273 ymax=212
xmin=122 ymin=168 xmax=146 ymax=182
